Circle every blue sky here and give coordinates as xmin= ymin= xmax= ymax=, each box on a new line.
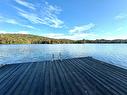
xmin=0 ymin=0 xmax=127 ymax=40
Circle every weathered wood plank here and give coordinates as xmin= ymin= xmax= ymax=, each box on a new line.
xmin=0 ymin=57 xmax=127 ymax=95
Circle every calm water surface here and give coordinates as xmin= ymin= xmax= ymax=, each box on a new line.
xmin=0 ymin=44 xmax=127 ymax=69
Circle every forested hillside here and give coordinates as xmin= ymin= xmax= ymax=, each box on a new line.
xmin=0 ymin=34 xmax=74 ymax=44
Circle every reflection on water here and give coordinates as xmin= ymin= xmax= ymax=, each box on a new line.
xmin=0 ymin=44 xmax=127 ymax=69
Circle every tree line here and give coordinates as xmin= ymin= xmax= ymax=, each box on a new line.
xmin=0 ymin=34 xmax=127 ymax=44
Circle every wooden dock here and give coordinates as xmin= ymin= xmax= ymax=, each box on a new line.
xmin=0 ymin=57 xmax=127 ymax=95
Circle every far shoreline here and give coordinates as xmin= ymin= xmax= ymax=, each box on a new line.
xmin=0 ymin=43 xmax=127 ymax=45
xmin=0 ymin=34 xmax=127 ymax=44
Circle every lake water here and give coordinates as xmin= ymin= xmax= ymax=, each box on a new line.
xmin=0 ymin=44 xmax=127 ymax=69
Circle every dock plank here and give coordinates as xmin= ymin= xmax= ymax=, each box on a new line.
xmin=0 ymin=57 xmax=127 ymax=95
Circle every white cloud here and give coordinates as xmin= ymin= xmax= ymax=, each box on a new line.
xmin=0 ymin=16 xmax=18 ymax=24
xmin=0 ymin=15 xmax=37 ymax=30
xmin=115 ymin=13 xmax=127 ymax=20
xmin=0 ymin=30 xmax=29 ymax=34
xmin=4 ymin=19 xmax=18 ymax=24
xmin=18 ymin=12 xmax=43 ymax=23
xmin=43 ymin=23 xmax=96 ymax=40
xmin=44 ymin=33 xmax=65 ymax=38
xmin=43 ymin=32 xmax=96 ymax=40
xmin=23 ymin=25 xmax=35 ymax=29
xmin=69 ymin=23 xmax=95 ymax=33
xmin=14 ymin=1 xmax=64 ymax=28
xmin=15 ymin=0 xmax=35 ymax=10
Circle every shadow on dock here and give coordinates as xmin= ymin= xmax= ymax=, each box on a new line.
xmin=0 ymin=57 xmax=127 ymax=95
